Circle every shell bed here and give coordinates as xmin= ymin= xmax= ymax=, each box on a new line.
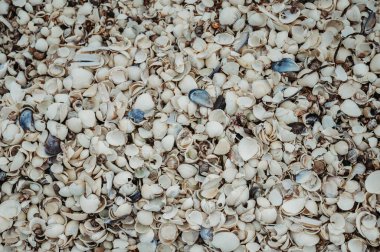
xmin=0 ymin=0 xmax=380 ymax=251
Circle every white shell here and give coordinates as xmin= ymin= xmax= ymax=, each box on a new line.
xmin=134 ymin=93 xmax=155 ymax=112
xmin=211 ymin=232 xmax=240 ymax=252
xmin=365 ymin=171 xmax=380 ymax=194
xmin=238 ymin=137 xmax=260 ymax=161
xmin=205 ymin=121 xmax=224 ymax=138
xmin=340 ymin=99 xmax=362 ymax=117
xmin=70 ymin=68 xmax=93 ymax=89
xmin=106 ymin=130 xmax=126 ymax=146
xmin=78 ymin=110 xmax=96 ymax=128
xmin=214 ymin=33 xmax=235 ymax=45
xmin=177 ymin=164 xmax=198 ymax=179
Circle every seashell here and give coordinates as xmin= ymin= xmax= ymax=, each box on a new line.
xmin=340 ymin=99 xmax=362 ymax=117
xmin=70 ymin=68 xmax=93 ymax=89
xmin=282 ymin=198 xmax=306 ymax=216
xmin=337 ymin=192 xmax=354 ymax=210
xmin=159 ymin=223 xmax=178 ymax=244
xmin=189 ymin=89 xmax=213 ymax=108
xmin=19 ymin=108 xmax=34 ymax=131
xmin=205 ymin=121 xmax=223 ymax=138
xmin=252 ymin=80 xmax=271 ymax=99
xmin=272 ymin=58 xmax=300 ymax=73
xmin=45 ymin=224 xmax=65 ymax=238
xmin=291 ymin=232 xmax=320 ymax=247
xmin=134 ymin=93 xmax=155 ymax=112
xmin=106 ymin=130 xmax=126 ymax=146
xmin=214 ymin=33 xmax=235 ymax=45
xmin=214 ymin=138 xmax=230 ymax=155
xmin=177 ymin=164 xmax=198 ymax=179
xmin=45 ymin=134 xmax=62 ymax=156
xmin=365 ymin=171 xmax=380 ymax=194
xmin=35 ymin=38 xmax=48 ymax=52
xmin=200 ymin=227 xmax=213 ymax=241
xmin=211 ymin=232 xmax=240 ymax=252
xmin=0 ymin=199 xmax=21 ymax=219
xmin=137 ymin=210 xmax=154 ymax=226
xmin=79 ymin=194 xmax=104 ymax=214
xmin=361 ymin=9 xmax=376 ymax=35
xmin=238 ymin=137 xmax=260 ymax=161
xmin=369 ymin=54 xmax=380 ymax=73
xmin=219 ymin=6 xmax=240 ymax=25
xmin=128 ymin=109 xmax=145 ymax=124
xmin=248 ymin=12 xmax=267 ymax=27
xmin=129 ymin=190 xmax=142 ymax=203
xmin=334 ymin=141 xmax=348 ymax=155
xmin=78 ymin=110 xmax=96 ymax=128
xmin=279 ymin=8 xmax=300 ymax=24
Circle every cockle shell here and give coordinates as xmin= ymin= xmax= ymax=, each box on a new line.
xmin=70 ymin=68 xmax=93 ymax=89
xmin=0 ymin=199 xmax=21 ymax=219
xmin=365 ymin=171 xmax=380 ymax=194
xmin=238 ymin=137 xmax=260 ymax=161
xmin=340 ymin=99 xmax=362 ymax=117
xmin=178 ymin=164 xmax=198 ymax=179
xmin=211 ymin=232 xmax=240 ymax=252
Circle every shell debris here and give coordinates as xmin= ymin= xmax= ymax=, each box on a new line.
xmin=0 ymin=0 xmax=379 ymax=251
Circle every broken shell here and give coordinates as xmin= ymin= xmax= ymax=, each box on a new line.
xmin=189 ymin=89 xmax=213 ymax=108
xmin=272 ymin=58 xmax=300 ymax=73
xmin=279 ymin=8 xmax=301 ymax=24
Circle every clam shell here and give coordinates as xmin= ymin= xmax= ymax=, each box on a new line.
xmin=214 ymin=33 xmax=235 ymax=45
xmin=211 ymin=232 xmax=240 ymax=252
xmin=340 ymin=99 xmax=362 ymax=117
xmin=365 ymin=171 xmax=380 ymax=194
xmin=238 ymin=137 xmax=260 ymax=161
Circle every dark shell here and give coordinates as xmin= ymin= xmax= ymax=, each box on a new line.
xmin=362 ymin=10 xmax=376 ymax=35
xmin=45 ymin=134 xmax=62 ymax=156
xmin=249 ymin=186 xmax=262 ymax=200
xmin=288 ymin=122 xmax=306 ymax=134
xmin=129 ymin=190 xmax=142 ymax=203
xmin=128 ymin=109 xmax=145 ymax=123
xmin=272 ymin=58 xmax=300 ymax=73
xmin=200 ymin=227 xmax=213 ymax=241
xmin=19 ymin=108 xmax=34 ymax=131
xmin=213 ymin=95 xmax=226 ymax=110
xmin=305 ymin=113 xmax=319 ymax=126
xmin=0 ymin=171 xmax=7 ymax=182
xmin=188 ymin=89 xmax=213 ymax=108
xmin=208 ymin=64 xmax=221 ymax=78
